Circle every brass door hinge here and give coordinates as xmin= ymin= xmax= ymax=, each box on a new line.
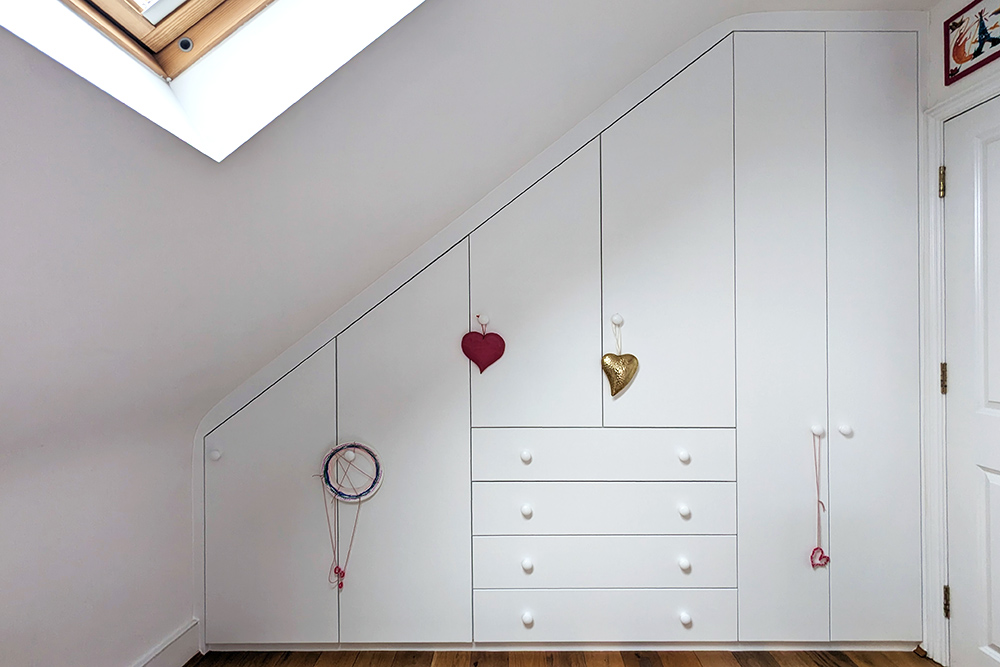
xmin=941 ymin=362 xmax=948 ymax=395
xmin=939 ymin=166 xmax=947 ymax=198
xmin=944 ymin=584 xmax=951 ymax=619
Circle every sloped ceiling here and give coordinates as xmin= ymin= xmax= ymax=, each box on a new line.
xmin=0 ymin=0 xmax=934 ymax=452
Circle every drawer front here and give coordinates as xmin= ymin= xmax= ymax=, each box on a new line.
xmin=472 ymin=428 xmax=735 ymax=481
xmin=472 ymin=482 xmax=736 ymax=535
xmin=473 ymin=535 xmax=736 ymax=589
xmin=474 ymin=588 xmax=737 ymax=642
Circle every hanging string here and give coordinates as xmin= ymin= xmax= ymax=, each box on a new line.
xmin=811 ymin=431 xmax=830 ymax=568
xmin=611 ymin=315 xmax=624 ymax=355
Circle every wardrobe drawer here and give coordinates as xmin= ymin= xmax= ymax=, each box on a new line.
xmin=473 ymin=535 xmax=736 ymax=589
xmin=472 ymin=482 xmax=735 ymax=535
xmin=473 ymin=588 xmax=737 ymax=642
xmin=472 ymin=428 xmax=735 ymax=481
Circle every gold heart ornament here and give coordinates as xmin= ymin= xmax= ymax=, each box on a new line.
xmin=602 ymin=353 xmax=639 ymax=397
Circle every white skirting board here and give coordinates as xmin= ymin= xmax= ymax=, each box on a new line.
xmin=133 ymin=620 xmax=200 ymax=667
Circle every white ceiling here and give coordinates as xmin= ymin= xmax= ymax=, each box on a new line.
xmin=0 ymin=0 xmax=936 ymax=452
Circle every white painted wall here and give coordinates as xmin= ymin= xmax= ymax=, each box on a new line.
xmin=0 ymin=423 xmax=193 ymax=666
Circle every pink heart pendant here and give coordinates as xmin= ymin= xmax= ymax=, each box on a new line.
xmin=810 ymin=547 xmax=830 ymax=569
xmin=462 ymin=331 xmax=505 ymax=373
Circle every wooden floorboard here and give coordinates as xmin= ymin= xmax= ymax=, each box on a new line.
xmin=183 ymin=652 xmax=940 ymax=667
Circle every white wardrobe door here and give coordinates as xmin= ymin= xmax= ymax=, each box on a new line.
xmin=734 ymin=32 xmax=829 ymax=641
xmin=826 ymin=31 xmax=921 ymax=641
xmin=337 ymin=241 xmax=472 ymax=643
xmin=601 ymin=36 xmax=735 ymax=427
xmin=470 ymin=140 xmax=602 ymax=426
xmin=204 ymin=343 xmax=338 ymax=645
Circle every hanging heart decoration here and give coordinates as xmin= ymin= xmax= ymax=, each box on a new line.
xmin=810 ymin=546 xmax=830 ymax=569
xmin=462 ymin=314 xmax=505 ymax=373
xmin=602 ymin=352 xmax=639 ymax=397
xmin=603 ymin=313 xmax=639 ymax=397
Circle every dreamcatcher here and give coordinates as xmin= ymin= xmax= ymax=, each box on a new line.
xmin=318 ymin=442 xmax=383 ymax=588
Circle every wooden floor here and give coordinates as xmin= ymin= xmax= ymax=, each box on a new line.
xmin=183 ymin=650 xmax=939 ymax=667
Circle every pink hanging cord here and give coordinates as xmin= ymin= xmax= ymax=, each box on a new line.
xmin=811 ymin=431 xmax=830 ymax=568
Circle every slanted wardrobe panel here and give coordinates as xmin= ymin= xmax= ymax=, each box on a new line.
xmin=735 ymin=31 xmax=829 ymax=641
xmin=470 ymin=139 xmax=602 ymax=427
xmin=337 ymin=241 xmax=472 ymax=643
xmin=204 ymin=343 xmax=338 ymax=645
xmin=601 ymin=36 xmax=735 ymax=427
xmin=826 ymin=31 xmax=921 ymax=641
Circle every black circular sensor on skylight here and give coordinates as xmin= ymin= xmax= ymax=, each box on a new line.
xmin=178 ymin=37 xmax=194 ymax=52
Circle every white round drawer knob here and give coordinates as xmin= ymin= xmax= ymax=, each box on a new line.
xmin=677 ymin=449 xmax=691 ymax=464
xmin=521 ymin=504 xmax=534 ymax=519
xmin=679 ymin=611 xmax=692 ymax=627
xmin=208 ymin=449 xmax=222 ymax=461
xmin=478 ymin=314 xmax=490 ymax=325
xmin=811 ymin=425 xmax=826 ymax=438
xmin=520 ymin=450 xmax=533 ymax=464
xmin=521 ymin=611 xmax=534 ymax=627
xmin=521 ymin=558 xmax=534 ymax=573
xmin=678 ymin=503 xmax=691 ymax=519
xmin=678 ymin=556 xmax=691 ymax=572
xmin=838 ymin=424 xmax=854 ymax=438
xmin=343 ymin=449 xmax=356 ymax=462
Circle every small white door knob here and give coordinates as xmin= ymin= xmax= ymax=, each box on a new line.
xmin=611 ymin=313 xmax=624 ymax=326
xmin=677 ymin=449 xmax=691 ymax=464
xmin=343 ymin=449 xmax=356 ymax=462
xmin=678 ymin=503 xmax=691 ymax=519
xmin=811 ymin=425 xmax=826 ymax=438
xmin=520 ymin=504 xmax=533 ymax=519
xmin=478 ymin=314 xmax=490 ymax=325
xmin=521 ymin=558 xmax=534 ymax=573
xmin=679 ymin=611 xmax=692 ymax=626
xmin=522 ymin=611 xmax=534 ymax=627
xmin=520 ymin=450 xmax=533 ymax=464
xmin=678 ymin=556 xmax=691 ymax=572
xmin=838 ymin=424 xmax=854 ymax=438
xmin=208 ymin=449 xmax=222 ymax=461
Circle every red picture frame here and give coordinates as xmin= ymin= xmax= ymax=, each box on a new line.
xmin=945 ymin=0 xmax=1000 ymax=86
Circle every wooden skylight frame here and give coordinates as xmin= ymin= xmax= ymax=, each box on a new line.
xmin=59 ymin=0 xmax=275 ymax=79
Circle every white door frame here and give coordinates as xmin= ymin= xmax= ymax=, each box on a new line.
xmin=923 ymin=69 xmax=1000 ymax=667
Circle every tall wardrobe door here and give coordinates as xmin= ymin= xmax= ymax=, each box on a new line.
xmin=601 ymin=36 xmax=735 ymax=427
xmin=204 ymin=343 xmax=338 ymax=644
xmin=337 ymin=241 xmax=472 ymax=643
xmin=470 ymin=140 xmax=602 ymax=426
xmin=734 ymin=32 xmax=829 ymax=641
xmin=826 ymin=32 xmax=920 ymax=641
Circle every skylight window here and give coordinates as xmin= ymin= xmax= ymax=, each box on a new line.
xmin=136 ymin=0 xmax=187 ymax=25
xmin=59 ymin=0 xmax=276 ymax=79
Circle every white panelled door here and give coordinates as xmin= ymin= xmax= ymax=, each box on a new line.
xmin=470 ymin=139 xmax=602 ymax=427
xmin=945 ymin=94 xmax=1000 ymax=667
xmin=337 ymin=240 xmax=472 ymax=644
xmin=601 ymin=36 xmax=735 ymax=427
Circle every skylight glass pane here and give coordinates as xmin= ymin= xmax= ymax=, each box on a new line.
xmin=141 ymin=0 xmax=188 ymax=24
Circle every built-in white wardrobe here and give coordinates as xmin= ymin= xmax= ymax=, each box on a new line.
xmin=202 ymin=25 xmax=921 ymax=648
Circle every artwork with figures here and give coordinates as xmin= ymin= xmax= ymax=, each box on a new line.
xmin=946 ymin=0 xmax=1000 ymax=84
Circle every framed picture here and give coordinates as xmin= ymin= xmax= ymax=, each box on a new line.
xmin=946 ymin=1 xmax=1000 ymax=85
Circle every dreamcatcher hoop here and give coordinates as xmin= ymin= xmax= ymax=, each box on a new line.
xmin=319 ymin=441 xmax=383 ymax=589
xmin=322 ymin=442 xmax=383 ymax=502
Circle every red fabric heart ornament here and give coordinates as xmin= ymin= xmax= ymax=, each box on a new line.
xmin=810 ymin=547 xmax=830 ymax=569
xmin=462 ymin=331 xmax=505 ymax=373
